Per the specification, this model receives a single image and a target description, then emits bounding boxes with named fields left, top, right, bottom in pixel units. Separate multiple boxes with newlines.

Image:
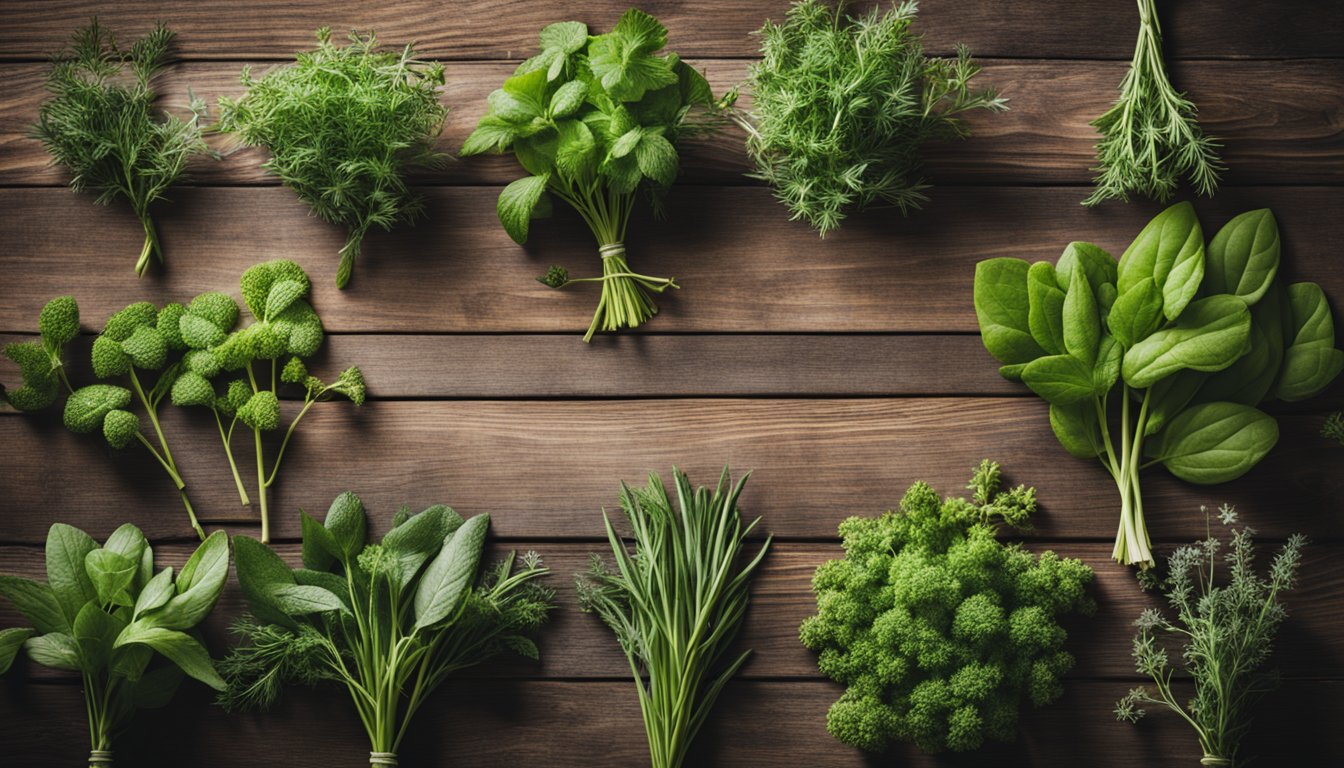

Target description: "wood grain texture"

left=3, top=59, right=1340, bottom=186
left=2, top=541, right=1338, bottom=682
left=2, top=399, right=1339, bottom=544
left=2, top=186, right=1342, bottom=335
left=0, top=677, right=1338, bottom=767
left=1, top=0, right=1340, bottom=60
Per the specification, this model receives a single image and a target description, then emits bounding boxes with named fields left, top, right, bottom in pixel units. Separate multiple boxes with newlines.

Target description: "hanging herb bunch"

left=462, top=9, right=724, bottom=342
left=219, top=28, right=448, bottom=289
left=32, top=19, right=210, bottom=276
left=1085, top=0, right=1223, bottom=206
left=736, top=0, right=1006, bottom=235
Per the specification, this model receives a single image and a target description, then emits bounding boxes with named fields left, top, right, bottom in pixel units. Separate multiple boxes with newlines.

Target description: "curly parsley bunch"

left=801, top=461, right=1094, bottom=753
left=462, top=9, right=723, bottom=341
left=738, top=0, right=1005, bottom=235
left=219, top=28, right=448, bottom=288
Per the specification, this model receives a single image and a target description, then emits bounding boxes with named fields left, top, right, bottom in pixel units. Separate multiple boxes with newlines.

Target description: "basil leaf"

left=1107, top=277, right=1163, bottom=348
left=1204, top=209, right=1280, bottom=305
left=1275, top=282, right=1344, bottom=401
left=44, top=523, right=97, bottom=627
left=23, top=632, right=81, bottom=671
left=1063, top=266, right=1101, bottom=363
left=114, top=625, right=225, bottom=691
left=634, top=131, right=678, bottom=186
left=102, top=524, right=148, bottom=577
left=1122, top=295, right=1252, bottom=389
left=133, top=568, right=175, bottom=620
left=0, top=627, right=35, bottom=673
left=0, top=576, right=68, bottom=634
left=1150, top=402, right=1278, bottom=484
left=549, top=80, right=587, bottom=119
left=1027, top=261, right=1066, bottom=355
left=1117, top=201, right=1204, bottom=321
left=1021, top=354, right=1097, bottom=405
left=973, top=258, right=1047, bottom=367
left=414, top=513, right=490, bottom=629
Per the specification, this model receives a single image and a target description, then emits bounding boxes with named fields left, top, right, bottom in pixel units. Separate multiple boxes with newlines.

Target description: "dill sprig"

left=32, top=19, right=208, bottom=276
left=1084, top=0, right=1223, bottom=207
left=737, top=0, right=1006, bottom=236
left=219, top=28, right=448, bottom=289
left=1323, top=412, right=1344, bottom=446
left=1117, top=506, right=1305, bottom=767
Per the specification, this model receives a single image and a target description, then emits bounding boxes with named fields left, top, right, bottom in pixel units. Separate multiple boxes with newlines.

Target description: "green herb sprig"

left=737, top=0, right=1005, bottom=235
left=219, top=28, right=448, bottom=288
left=973, top=204, right=1343, bottom=567
left=462, top=9, right=723, bottom=341
left=32, top=20, right=209, bottom=276
left=220, top=493, right=555, bottom=765
left=577, top=467, right=771, bottom=768
left=802, top=461, right=1095, bottom=753
left=1116, top=506, right=1304, bottom=768
left=1323, top=412, right=1344, bottom=446
left=1085, top=0, right=1223, bottom=206
left=1, top=524, right=230, bottom=765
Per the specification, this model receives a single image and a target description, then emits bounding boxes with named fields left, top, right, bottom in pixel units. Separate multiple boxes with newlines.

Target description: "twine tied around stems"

left=370, top=752, right=398, bottom=767
left=1200, top=756, right=1232, bottom=767
left=599, top=242, right=626, bottom=260
left=89, top=750, right=114, bottom=767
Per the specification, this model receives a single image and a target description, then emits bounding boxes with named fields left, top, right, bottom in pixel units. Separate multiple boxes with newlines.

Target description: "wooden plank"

left=2, top=186, right=1343, bottom=335
left=2, top=399, right=1339, bottom=543
left=3, top=59, right=1341, bottom=187
left=2, top=541, right=1338, bottom=682
left=0, top=676, right=1338, bottom=766
left=1, top=1, right=1339, bottom=61
left=0, top=333, right=1021, bottom=399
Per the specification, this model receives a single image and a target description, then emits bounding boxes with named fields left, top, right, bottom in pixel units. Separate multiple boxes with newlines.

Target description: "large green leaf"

left=0, top=627, right=35, bottom=673
left=44, top=523, right=97, bottom=627
left=1149, top=402, right=1278, bottom=484
left=1274, top=282, right=1344, bottom=401
left=555, top=120, right=597, bottom=178
left=300, top=510, right=338, bottom=571
left=85, top=549, right=137, bottom=607
left=133, top=568, right=175, bottom=620
left=1117, top=202, right=1205, bottom=321
left=1122, top=295, right=1251, bottom=389
left=382, top=506, right=453, bottom=588
left=973, top=258, right=1048, bottom=367
left=23, top=632, right=81, bottom=671
left=549, top=80, right=587, bottom=119
left=588, top=9, right=677, bottom=101
left=232, top=536, right=297, bottom=628
left=1049, top=402, right=1105, bottom=459
left=414, top=513, right=490, bottom=629
left=497, top=174, right=551, bottom=245
left=1021, top=354, right=1097, bottom=405
left=634, top=131, right=678, bottom=186
left=267, top=584, right=346, bottom=616
left=1107, top=277, right=1163, bottom=348
left=114, top=625, right=224, bottom=691
left=1196, top=286, right=1286, bottom=405
left=1054, top=241, right=1117, bottom=295
left=0, top=576, right=68, bottom=634
left=1063, top=266, right=1101, bottom=363
left=324, top=491, right=368, bottom=561
left=73, top=602, right=124, bottom=672
left=1203, top=209, right=1279, bottom=305
left=1027, top=261, right=1066, bottom=355
left=1143, top=369, right=1208, bottom=437
left=144, top=532, right=228, bottom=631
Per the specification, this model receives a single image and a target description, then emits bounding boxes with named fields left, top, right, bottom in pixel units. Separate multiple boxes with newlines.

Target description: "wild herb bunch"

left=32, top=20, right=209, bottom=276
left=219, top=28, right=448, bottom=288
left=577, top=468, right=772, bottom=768
left=737, top=0, right=1005, bottom=236
left=1085, top=0, right=1223, bottom=206
left=1116, top=506, right=1305, bottom=768
left=462, top=9, right=723, bottom=341
left=1, top=524, right=230, bottom=766
left=1323, top=412, right=1344, bottom=446
left=220, top=493, right=555, bottom=766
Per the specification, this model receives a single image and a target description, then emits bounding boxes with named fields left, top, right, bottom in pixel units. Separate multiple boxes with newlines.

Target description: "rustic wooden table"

left=1, top=2, right=1341, bottom=766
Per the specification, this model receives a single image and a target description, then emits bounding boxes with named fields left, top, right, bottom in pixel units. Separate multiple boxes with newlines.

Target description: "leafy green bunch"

left=219, top=28, right=448, bottom=288
left=577, top=468, right=771, bottom=768
left=738, top=0, right=1005, bottom=235
left=1085, top=0, right=1223, bottom=206
left=167, top=259, right=365, bottom=542
left=801, top=461, right=1094, bottom=754
left=462, top=9, right=722, bottom=341
left=219, top=492, right=554, bottom=764
left=32, top=20, right=209, bottom=276
left=1116, top=506, right=1304, bottom=768
left=973, top=203, right=1342, bottom=567
left=1, top=261, right=365, bottom=542
left=1, top=524, right=229, bottom=764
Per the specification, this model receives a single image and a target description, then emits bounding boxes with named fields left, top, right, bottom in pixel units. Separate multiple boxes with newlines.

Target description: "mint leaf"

left=497, top=175, right=551, bottom=245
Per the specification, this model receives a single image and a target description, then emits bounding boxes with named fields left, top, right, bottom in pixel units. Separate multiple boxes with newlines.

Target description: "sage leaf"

left=268, top=584, right=346, bottom=615
left=383, top=505, right=454, bottom=588
left=114, top=625, right=225, bottom=691
left=300, top=509, right=339, bottom=571
left=45, top=522, right=98, bottom=626
left=232, top=535, right=298, bottom=628
left=1150, top=402, right=1278, bottom=484
left=324, top=491, right=369, bottom=561
left=414, top=514, right=490, bottom=629
left=1122, top=295, right=1251, bottom=389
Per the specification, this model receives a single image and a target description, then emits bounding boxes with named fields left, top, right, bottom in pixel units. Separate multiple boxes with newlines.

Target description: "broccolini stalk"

left=577, top=467, right=771, bottom=768
left=1117, top=506, right=1304, bottom=767
left=220, top=493, right=555, bottom=765
left=32, top=20, right=209, bottom=276
left=463, top=10, right=723, bottom=342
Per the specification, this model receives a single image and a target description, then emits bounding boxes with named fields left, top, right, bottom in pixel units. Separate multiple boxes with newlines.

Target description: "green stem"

left=337, top=227, right=366, bottom=290
left=134, top=210, right=160, bottom=278
left=264, top=398, right=316, bottom=488
left=254, top=427, right=269, bottom=543
left=214, top=410, right=251, bottom=505
left=128, top=369, right=204, bottom=539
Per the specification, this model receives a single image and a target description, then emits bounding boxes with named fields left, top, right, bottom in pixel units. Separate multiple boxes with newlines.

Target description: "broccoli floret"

left=171, top=370, right=216, bottom=408
left=240, top=259, right=310, bottom=320
left=280, top=357, right=308, bottom=384
left=802, top=461, right=1094, bottom=754
left=102, top=301, right=158, bottom=341
left=327, top=366, right=366, bottom=406
left=270, top=300, right=324, bottom=357
left=102, top=409, right=141, bottom=449
left=64, top=384, right=132, bottom=433
left=39, top=296, right=80, bottom=348
left=237, top=390, right=280, bottom=431
left=156, top=302, right=188, bottom=351
left=121, top=325, right=168, bottom=370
